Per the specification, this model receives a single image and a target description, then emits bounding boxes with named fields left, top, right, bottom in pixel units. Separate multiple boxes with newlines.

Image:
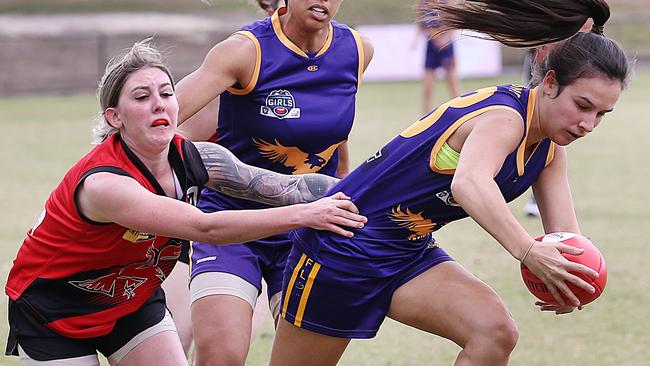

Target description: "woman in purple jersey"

left=169, top=1, right=374, bottom=365
left=268, top=1, right=630, bottom=365
left=159, top=2, right=281, bottom=355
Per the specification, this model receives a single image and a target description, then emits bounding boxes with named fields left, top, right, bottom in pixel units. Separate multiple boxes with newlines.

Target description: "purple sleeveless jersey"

left=280, top=85, right=555, bottom=338
left=190, top=10, right=364, bottom=292
left=292, top=85, right=555, bottom=277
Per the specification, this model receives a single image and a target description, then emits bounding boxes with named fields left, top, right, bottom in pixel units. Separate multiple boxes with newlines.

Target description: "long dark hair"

left=425, top=0, right=630, bottom=88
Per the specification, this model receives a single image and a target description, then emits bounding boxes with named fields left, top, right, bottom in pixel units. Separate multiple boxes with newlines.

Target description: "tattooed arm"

left=194, top=141, right=339, bottom=206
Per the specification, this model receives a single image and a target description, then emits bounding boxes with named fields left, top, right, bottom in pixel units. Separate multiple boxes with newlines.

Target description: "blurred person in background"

left=267, top=1, right=630, bottom=365
left=172, top=0, right=374, bottom=365
left=417, top=0, right=461, bottom=114
left=4, top=39, right=365, bottom=366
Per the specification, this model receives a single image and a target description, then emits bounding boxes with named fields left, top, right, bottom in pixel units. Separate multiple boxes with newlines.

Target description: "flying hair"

left=424, top=0, right=611, bottom=47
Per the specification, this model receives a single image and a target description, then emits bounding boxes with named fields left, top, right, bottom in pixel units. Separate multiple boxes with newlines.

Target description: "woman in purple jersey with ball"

left=268, top=1, right=630, bottom=365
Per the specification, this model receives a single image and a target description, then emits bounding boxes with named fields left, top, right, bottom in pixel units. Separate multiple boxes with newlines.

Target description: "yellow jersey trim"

left=281, top=253, right=307, bottom=321
left=401, top=87, right=498, bottom=138
left=350, top=28, right=365, bottom=89
left=315, top=25, right=334, bottom=57
left=272, top=7, right=334, bottom=58
left=226, top=31, right=261, bottom=96
left=545, top=142, right=556, bottom=167
left=294, top=261, right=321, bottom=327
left=429, top=105, right=521, bottom=174
left=516, top=88, right=537, bottom=176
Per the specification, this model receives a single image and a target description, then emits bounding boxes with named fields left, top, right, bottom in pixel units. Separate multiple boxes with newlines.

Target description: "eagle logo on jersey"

left=509, top=84, right=525, bottom=98
left=68, top=273, right=124, bottom=297
left=253, top=138, right=344, bottom=174
left=69, top=240, right=182, bottom=300
left=388, top=205, right=438, bottom=241
left=260, top=89, right=301, bottom=119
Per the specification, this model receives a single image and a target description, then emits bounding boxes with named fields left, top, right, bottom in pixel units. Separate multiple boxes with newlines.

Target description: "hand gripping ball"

left=520, top=232, right=607, bottom=305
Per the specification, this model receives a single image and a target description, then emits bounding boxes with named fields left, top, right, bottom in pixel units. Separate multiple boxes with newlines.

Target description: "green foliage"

left=1, top=73, right=649, bottom=365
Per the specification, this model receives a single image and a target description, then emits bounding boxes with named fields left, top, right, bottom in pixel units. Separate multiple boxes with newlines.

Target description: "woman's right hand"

left=523, top=241, right=600, bottom=307
left=300, top=192, right=367, bottom=237
left=535, top=301, right=583, bottom=315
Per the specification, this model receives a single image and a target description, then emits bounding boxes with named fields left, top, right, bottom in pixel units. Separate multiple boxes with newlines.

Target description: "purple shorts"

left=280, top=244, right=453, bottom=338
left=425, top=40, right=455, bottom=70
left=189, top=197, right=289, bottom=298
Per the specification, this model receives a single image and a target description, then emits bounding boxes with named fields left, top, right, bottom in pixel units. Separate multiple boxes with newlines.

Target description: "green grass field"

left=1, top=72, right=649, bottom=365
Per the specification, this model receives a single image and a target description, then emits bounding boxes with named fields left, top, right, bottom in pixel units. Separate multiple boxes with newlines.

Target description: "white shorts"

left=190, top=272, right=282, bottom=319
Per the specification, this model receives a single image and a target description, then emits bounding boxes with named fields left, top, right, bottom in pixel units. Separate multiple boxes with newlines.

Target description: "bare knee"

left=465, top=311, right=519, bottom=360
left=487, top=314, right=519, bottom=354
left=194, top=341, right=248, bottom=366
left=193, top=315, right=251, bottom=366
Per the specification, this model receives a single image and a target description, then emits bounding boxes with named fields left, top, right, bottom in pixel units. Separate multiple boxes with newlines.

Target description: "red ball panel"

left=520, top=233, right=607, bottom=306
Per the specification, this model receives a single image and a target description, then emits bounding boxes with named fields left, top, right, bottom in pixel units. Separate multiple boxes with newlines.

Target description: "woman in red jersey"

left=5, top=39, right=365, bottom=366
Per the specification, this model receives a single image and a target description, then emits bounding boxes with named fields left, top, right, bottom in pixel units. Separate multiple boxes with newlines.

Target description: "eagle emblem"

left=253, top=138, right=344, bottom=174
left=388, top=204, right=438, bottom=241
left=69, top=241, right=182, bottom=300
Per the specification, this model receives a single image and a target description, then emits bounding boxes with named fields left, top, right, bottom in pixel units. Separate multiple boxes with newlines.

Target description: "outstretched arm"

left=194, top=142, right=338, bottom=206
left=77, top=173, right=364, bottom=245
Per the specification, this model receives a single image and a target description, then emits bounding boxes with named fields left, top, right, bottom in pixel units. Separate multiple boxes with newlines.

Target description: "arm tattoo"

left=194, top=142, right=339, bottom=206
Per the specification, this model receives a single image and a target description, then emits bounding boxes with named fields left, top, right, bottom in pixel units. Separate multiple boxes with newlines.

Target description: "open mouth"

left=151, top=119, right=169, bottom=127
left=309, top=5, right=328, bottom=19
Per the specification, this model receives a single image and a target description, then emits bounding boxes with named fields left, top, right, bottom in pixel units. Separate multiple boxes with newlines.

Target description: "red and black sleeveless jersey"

left=5, top=133, right=208, bottom=338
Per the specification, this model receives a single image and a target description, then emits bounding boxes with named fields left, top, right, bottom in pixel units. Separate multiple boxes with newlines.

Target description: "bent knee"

left=459, top=314, right=518, bottom=364
left=473, top=292, right=519, bottom=348
left=489, top=315, right=519, bottom=352
left=471, top=312, right=519, bottom=354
